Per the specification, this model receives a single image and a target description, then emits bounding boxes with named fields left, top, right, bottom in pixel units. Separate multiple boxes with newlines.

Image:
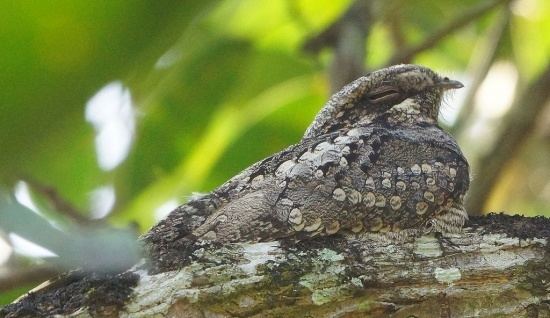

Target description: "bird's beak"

left=437, top=78, right=464, bottom=90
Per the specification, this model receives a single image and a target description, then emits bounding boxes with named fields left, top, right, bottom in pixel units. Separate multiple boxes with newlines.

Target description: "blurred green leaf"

left=209, top=0, right=352, bottom=51
left=0, top=1, right=216, bottom=209
left=1, top=0, right=549, bottom=303
left=0, top=194, right=139, bottom=272
left=0, top=286, right=34, bottom=307
left=510, top=0, right=550, bottom=79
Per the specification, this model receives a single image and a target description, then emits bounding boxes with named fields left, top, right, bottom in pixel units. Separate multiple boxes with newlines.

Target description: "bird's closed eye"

left=367, top=86, right=402, bottom=104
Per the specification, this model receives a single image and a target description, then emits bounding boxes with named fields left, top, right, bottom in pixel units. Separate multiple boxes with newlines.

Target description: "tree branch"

left=386, top=0, right=513, bottom=66
left=466, top=63, right=550, bottom=214
left=0, top=266, right=59, bottom=293
left=386, top=6, right=407, bottom=52
left=2, top=214, right=549, bottom=317
left=23, top=178, right=92, bottom=224
left=450, top=7, right=510, bottom=135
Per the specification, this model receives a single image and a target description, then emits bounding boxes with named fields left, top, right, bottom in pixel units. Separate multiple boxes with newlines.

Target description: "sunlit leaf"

left=510, top=0, right=550, bottom=79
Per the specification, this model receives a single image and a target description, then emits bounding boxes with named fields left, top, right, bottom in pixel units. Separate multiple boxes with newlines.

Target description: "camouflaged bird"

left=143, top=64, right=470, bottom=272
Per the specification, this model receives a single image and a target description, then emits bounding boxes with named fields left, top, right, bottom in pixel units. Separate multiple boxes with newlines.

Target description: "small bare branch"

left=23, top=177, right=92, bottom=224
left=466, top=63, right=550, bottom=214
left=0, top=265, right=59, bottom=293
left=450, top=8, right=510, bottom=136
left=387, top=10, right=407, bottom=52
left=387, top=0, right=513, bottom=66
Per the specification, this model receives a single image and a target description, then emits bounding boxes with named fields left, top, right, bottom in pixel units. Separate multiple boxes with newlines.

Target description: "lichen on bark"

left=1, top=214, right=550, bottom=318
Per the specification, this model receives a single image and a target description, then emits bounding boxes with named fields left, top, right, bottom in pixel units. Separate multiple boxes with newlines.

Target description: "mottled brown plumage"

left=143, top=64, right=469, bottom=272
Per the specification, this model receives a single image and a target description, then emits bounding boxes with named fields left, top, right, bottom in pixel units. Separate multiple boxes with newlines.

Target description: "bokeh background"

left=1, top=0, right=549, bottom=305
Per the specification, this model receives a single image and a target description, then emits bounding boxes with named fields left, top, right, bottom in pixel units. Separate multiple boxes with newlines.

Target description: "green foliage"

left=0, top=195, right=139, bottom=271
left=1, top=0, right=549, bottom=305
left=0, top=286, right=33, bottom=307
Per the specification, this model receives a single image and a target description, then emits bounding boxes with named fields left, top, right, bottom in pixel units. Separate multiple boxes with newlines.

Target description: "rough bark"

left=2, top=214, right=550, bottom=318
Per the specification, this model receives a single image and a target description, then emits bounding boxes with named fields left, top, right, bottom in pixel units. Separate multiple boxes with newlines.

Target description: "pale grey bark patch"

left=4, top=214, right=548, bottom=318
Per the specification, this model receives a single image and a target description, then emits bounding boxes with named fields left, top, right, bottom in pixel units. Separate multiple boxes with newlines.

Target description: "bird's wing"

left=141, top=131, right=341, bottom=270
left=192, top=124, right=469, bottom=243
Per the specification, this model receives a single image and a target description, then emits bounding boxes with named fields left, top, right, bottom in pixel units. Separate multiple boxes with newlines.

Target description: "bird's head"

left=304, top=64, right=463, bottom=138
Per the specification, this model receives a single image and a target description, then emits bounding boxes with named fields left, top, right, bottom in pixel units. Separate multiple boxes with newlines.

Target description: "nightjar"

left=143, top=64, right=469, bottom=272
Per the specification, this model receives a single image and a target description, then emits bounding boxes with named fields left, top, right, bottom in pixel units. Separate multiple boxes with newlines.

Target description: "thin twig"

left=466, top=63, right=550, bottom=214
left=386, top=0, right=513, bottom=66
left=0, top=265, right=59, bottom=293
left=387, top=9, right=406, bottom=52
left=23, top=178, right=92, bottom=224
left=450, top=8, right=510, bottom=136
